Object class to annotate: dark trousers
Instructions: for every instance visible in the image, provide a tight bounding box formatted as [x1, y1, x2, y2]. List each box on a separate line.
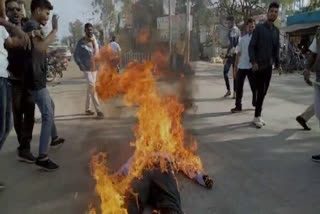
[223, 56, 236, 92]
[255, 66, 272, 117]
[176, 54, 184, 72]
[11, 81, 35, 152]
[127, 169, 183, 214]
[235, 69, 256, 108]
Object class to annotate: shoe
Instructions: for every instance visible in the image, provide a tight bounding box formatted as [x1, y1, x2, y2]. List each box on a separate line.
[36, 157, 59, 172]
[296, 116, 311, 131]
[51, 137, 65, 147]
[232, 92, 236, 99]
[0, 182, 4, 191]
[223, 91, 231, 98]
[231, 107, 242, 113]
[311, 154, 320, 163]
[17, 151, 36, 163]
[260, 117, 266, 126]
[85, 110, 95, 115]
[97, 112, 104, 119]
[253, 117, 263, 129]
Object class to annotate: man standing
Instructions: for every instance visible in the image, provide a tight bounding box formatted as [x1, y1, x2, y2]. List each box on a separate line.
[231, 18, 256, 113]
[174, 33, 186, 72]
[5, 0, 36, 163]
[223, 16, 241, 98]
[23, 0, 65, 171]
[74, 23, 104, 118]
[0, 0, 33, 188]
[109, 35, 121, 72]
[249, 2, 280, 128]
[303, 26, 320, 162]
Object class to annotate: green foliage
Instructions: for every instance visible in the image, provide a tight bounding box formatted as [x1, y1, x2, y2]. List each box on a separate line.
[69, 19, 84, 49]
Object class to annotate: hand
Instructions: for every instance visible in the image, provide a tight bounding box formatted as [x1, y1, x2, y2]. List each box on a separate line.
[304, 69, 313, 86]
[52, 14, 59, 31]
[252, 63, 259, 71]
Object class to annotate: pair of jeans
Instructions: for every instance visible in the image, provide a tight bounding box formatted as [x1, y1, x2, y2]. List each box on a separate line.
[300, 104, 315, 122]
[0, 77, 13, 150]
[11, 81, 35, 152]
[235, 69, 256, 109]
[315, 84, 320, 127]
[30, 88, 57, 156]
[254, 66, 273, 117]
[223, 55, 236, 92]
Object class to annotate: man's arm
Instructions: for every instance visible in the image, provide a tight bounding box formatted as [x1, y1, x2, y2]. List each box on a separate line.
[31, 15, 58, 53]
[0, 0, 5, 19]
[249, 27, 259, 70]
[274, 30, 280, 68]
[73, 40, 85, 70]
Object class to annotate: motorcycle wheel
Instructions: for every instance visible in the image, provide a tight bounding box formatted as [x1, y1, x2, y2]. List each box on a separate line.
[46, 68, 56, 82]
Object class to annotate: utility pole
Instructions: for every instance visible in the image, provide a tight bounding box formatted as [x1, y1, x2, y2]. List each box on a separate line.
[169, 0, 172, 53]
[186, 0, 191, 63]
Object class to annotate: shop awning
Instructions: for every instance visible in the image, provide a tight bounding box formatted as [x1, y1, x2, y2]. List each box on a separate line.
[281, 22, 320, 33]
[287, 10, 320, 26]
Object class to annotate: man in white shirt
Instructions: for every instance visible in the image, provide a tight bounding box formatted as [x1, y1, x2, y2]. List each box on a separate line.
[231, 18, 256, 113]
[109, 35, 121, 72]
[304, 25, 320, 162]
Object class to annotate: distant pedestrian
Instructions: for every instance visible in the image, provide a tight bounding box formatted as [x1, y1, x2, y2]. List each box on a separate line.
[303, 25, 320, 162]
[74, 23, 104, 119]
[223, 16, 241, 99]
[231, 18, 256, 113]
[249, 2, 280, 129]
[174, 33, 186, 72]
[109, 35, 121, 72]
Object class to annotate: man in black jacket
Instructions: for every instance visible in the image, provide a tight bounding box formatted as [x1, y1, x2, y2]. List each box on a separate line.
[249, 2, 280, 129]
[5, 0, 36, 163]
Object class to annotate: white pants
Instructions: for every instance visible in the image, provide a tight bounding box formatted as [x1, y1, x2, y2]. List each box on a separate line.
[315, 84, 320, 126]
[84, 71, 102, 113]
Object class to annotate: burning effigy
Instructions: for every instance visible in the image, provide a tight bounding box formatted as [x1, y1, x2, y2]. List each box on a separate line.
[88, 45, 213, 214]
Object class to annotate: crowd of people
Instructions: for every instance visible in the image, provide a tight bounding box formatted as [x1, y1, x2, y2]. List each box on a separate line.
[223, 2, 320, 160]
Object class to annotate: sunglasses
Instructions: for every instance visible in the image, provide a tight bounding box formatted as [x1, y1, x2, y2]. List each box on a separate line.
[7, 7, 21, 12]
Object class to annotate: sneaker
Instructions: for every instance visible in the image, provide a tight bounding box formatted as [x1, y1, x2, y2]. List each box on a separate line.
[17, 151, 36, 163]
[85, 110, 95, 115]
[36, 158, 59, 172]
[311, 154, 320, 163]
[51, 137, 65, 147]
[260, 117, 266, 126]
[223, 91, 231, 98]
[296, 116, 311, 131]
[231, 107, 242, 113]
[0, 182, 4, 191]
[253, 117, 263, 129]
[97, 112, 104, 119]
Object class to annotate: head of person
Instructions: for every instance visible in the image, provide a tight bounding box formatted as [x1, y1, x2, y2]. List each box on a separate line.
[246, 18, 255, 34]
[111, 35, 116, 42]
[226, 16, 235, 29]
[84, 23, 94, 39]
[267, 2, 279, 23]
[31, 0, 54, 26]
[5, 0, 23, 25]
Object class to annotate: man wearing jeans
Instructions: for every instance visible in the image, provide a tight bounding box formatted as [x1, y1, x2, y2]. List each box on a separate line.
[74, 23, 104, 119]
[249, 2, 280, 129]
[231, 18, 256, 113]
[23, 0, 64, 171]
[304, 26, 320, 162]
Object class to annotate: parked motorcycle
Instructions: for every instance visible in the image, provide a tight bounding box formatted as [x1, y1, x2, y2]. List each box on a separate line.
[46, 50, 69, 82]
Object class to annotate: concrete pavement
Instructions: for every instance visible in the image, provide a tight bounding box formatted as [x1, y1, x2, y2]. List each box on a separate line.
[0, 61, 319, 214]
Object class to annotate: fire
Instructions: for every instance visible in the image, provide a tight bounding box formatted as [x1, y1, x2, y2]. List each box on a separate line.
[89, 46, 204, 213]
[136, 28, 150, 45]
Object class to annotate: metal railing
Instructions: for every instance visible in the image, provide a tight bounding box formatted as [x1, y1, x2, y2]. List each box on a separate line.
[121, 52, 151, 67]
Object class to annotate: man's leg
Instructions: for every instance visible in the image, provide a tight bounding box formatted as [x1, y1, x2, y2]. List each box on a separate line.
[311, 85, 320, 162]
[31, 88, 59, 171]
[234, 69, 247, 110]
[223, 57, 232, 95]
[11, 83, 24, 149]
[0, 78, 12, 150]
[85, 72, 93, 113]
[247, 69, 257, 107]
[86, 71, 103, 117]
[20, 89, 35, 151]
[296, 104, 314, 131]
[255, 67, 272, 118]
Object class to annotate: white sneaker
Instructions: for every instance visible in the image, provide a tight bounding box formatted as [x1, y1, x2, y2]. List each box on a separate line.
[260, 117, 266, 126]
[253, 117, 263, 128]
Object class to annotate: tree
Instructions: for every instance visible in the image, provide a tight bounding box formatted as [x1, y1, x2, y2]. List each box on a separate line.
[69, 19, 84, 51]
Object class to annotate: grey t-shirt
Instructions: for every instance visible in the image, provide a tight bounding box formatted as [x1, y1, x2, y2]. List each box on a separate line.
[309, 38, 320, 84]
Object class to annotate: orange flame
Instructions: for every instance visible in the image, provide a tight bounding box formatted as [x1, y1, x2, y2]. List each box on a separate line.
[89, 46, 203, 213]
[136, 28, 149, 45]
